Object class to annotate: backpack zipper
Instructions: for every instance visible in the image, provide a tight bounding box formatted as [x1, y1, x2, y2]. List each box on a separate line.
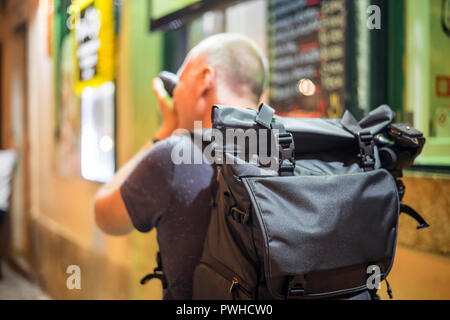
[228, 277, 252, 297]
[229, 277, 239, 293]
[201, 260, 254, 297]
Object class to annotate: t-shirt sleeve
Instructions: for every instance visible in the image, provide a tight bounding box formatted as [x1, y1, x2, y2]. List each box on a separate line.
[120, 138, 175, 233]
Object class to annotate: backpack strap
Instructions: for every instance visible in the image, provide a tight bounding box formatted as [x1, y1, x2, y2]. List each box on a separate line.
[400, 203, 430, 229]
[140, 251, 168, 289]
[256, 104, 295, 175]
[396, 179, 430, 229]
[341, 110, 377, 171]
[272, 122, 295, 176]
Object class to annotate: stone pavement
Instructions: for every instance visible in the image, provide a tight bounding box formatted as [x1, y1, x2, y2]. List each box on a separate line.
[0, 263, 51, 300]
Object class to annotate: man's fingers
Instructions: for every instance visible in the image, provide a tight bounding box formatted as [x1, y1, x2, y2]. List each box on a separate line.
[152, 77, 168, 100]
[152, 77, 175, 117]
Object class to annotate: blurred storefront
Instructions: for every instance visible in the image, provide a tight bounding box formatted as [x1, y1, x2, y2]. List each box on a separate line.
[0, 0, 449, 299]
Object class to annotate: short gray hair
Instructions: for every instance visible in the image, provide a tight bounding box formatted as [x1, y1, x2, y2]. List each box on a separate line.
[191, 33, 268, 103]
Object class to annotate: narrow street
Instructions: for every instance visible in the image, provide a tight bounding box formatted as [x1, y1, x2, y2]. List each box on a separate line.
[0, 264, 51, 300]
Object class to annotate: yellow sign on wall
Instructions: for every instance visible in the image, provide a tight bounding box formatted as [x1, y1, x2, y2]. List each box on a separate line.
[69, 0, 115, 96]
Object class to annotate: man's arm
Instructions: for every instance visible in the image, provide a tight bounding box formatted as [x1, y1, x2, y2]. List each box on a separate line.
[93, 78, 177, 235]
[93, 140, 153, 235]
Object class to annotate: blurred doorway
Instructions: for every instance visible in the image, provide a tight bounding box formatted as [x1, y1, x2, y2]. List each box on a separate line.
[0, 43, 2, 148]
[7, 23, 33, 275]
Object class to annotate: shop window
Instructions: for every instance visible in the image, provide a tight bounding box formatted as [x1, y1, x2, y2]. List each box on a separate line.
[405, 0, 450, 167]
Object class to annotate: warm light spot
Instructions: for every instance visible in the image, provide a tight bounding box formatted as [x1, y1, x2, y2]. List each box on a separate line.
[298, 78, 316, 96]
[99, 135, 114, 152]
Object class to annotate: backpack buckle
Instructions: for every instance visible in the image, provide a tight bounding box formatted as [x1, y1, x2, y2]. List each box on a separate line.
[229, 206, 250, 224]
[287, 275, 307, 299]
[275, 132, 295, 174]
[357, 131, 375, 171]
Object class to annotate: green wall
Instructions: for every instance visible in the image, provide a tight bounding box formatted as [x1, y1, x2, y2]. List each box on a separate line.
[118, 0, 164, 299]
[124, 0, 163, 152]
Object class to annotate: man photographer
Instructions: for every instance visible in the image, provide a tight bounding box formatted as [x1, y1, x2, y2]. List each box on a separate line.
[93, 33, 268, 299]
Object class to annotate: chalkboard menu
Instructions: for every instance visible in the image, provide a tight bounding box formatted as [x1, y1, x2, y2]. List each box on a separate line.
[268, 0, 347, 118]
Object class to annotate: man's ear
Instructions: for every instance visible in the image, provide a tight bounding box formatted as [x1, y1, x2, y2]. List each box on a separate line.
[193, 65, 215, 120]
[198, 66, 215, 96]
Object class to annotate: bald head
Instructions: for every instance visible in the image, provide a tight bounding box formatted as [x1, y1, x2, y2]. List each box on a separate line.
[173, 33, 268, 130]
[189, 33, 268, 104]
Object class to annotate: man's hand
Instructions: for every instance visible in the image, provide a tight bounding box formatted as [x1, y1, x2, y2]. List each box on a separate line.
[153, 77, 178, 140]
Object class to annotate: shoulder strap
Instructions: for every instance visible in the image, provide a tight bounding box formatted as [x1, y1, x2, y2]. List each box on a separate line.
[189, 130, 219, 209]
[396, 179, 430, 229]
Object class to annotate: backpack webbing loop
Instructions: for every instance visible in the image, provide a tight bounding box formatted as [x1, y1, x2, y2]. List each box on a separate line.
[255, 103, 275, 129]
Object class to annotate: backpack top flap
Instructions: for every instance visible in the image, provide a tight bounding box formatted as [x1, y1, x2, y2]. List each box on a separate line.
[211, 104, 395, 156]
[242, 169, 399, 299]
[212, 105, 355, 154]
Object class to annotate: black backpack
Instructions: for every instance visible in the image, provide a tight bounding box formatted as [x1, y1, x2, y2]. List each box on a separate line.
[189, 103, 429, 300]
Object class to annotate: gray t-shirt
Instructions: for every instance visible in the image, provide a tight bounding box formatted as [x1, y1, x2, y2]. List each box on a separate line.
[120, 134, 215, 299]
